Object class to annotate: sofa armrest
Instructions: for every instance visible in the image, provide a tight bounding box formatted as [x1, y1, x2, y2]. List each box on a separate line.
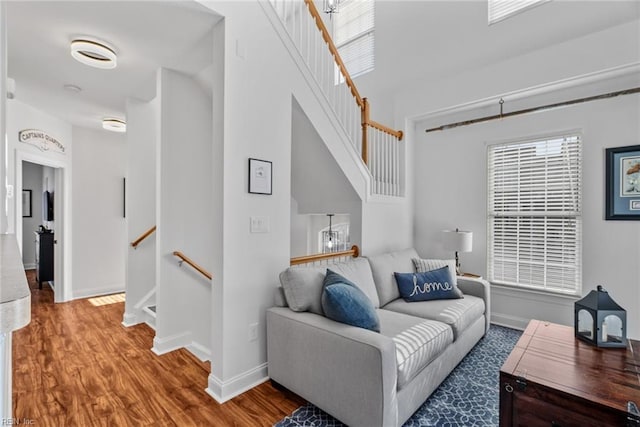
[457, 277, 491, 334]
[267, 307, 398, 427]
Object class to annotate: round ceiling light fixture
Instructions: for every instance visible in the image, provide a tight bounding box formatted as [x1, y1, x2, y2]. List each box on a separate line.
[70, 39, 117, 69]
[102, 118, 126, 133]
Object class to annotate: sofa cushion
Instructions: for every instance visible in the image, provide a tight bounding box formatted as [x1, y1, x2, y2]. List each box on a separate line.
[394, 267, 463, 302]
[383, 295, 485, 340]
[377, 310, 453, 390]
[279, 257, 379, 314]
[412, 258, 458, 288]
[367, 249, 420, 307]
[322, 271, 380, 332]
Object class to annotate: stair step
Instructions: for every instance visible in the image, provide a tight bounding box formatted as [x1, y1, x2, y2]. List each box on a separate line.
[142, 305, 156, 330]
[143, 305, 157, 317]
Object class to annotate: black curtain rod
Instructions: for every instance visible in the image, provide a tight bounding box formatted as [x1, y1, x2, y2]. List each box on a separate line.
[424, 87, 640, 134]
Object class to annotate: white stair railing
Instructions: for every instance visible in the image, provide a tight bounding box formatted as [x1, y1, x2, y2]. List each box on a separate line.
[368, 126, 401, 196]
[268, 0, 404, 196]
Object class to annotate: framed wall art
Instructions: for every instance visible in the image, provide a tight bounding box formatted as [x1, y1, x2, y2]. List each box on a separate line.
[248, 158, 272, 195]
[605, 145, 640, 220]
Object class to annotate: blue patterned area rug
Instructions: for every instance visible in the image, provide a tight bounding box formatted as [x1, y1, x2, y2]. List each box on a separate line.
[275, 325, 522, 427]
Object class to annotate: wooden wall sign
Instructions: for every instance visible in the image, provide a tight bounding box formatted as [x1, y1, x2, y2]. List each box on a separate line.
[18, 129, 65, 154]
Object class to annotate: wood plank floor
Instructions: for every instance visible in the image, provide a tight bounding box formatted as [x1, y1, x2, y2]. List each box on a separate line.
[13, 271, 305, 426]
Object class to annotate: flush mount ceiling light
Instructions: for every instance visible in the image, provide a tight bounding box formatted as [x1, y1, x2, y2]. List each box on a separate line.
[102, 118, 126, 133]
[70, 39, 117, 69]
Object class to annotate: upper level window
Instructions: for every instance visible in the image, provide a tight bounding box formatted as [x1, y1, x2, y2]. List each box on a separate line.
[333, 0, 374, 81]
[488, 0, 549, 25]
[487, 134, 582, 295]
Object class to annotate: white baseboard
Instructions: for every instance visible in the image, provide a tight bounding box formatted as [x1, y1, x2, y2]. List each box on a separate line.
[23, 263, 36, 270]
[205, 363, 269, 404]
[151, 331, 192, 356]
[152, 331, 210, 362]
[187, 342, 212, 362]
[122, 312, 141, 327]
[491, 312, 529, 331]
[73, 284, 125, 300]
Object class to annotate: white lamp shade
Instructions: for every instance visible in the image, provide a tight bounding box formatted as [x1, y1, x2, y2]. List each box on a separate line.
[442, 230, 473, 253]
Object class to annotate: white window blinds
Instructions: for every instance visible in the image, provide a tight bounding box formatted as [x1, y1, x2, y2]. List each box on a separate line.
[488, 0, 549, 25]
[487, 135, 582, 294]
[334, 0, 374, 79]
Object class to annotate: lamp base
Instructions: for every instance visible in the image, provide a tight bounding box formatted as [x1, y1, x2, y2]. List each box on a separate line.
[455, 251, 464, 276]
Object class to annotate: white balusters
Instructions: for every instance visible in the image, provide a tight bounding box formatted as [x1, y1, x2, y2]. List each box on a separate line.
[363, 126, 401, 196]
[268, 0, 402, 197]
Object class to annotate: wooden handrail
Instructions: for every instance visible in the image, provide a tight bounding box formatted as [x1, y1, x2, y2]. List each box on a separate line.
[367, 119, 404, 140]
[290, 245, 360, 266]
[304, 0, 364, 108]
[301, 0, 403, 167]
[131, 226, 156, 249]
[173, 251, 212, 281]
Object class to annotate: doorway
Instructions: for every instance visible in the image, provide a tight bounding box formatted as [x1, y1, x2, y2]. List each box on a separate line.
[16, 153, 67, 303]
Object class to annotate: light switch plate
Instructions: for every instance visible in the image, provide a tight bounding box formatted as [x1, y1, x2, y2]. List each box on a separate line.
[250, 216, 269, 233]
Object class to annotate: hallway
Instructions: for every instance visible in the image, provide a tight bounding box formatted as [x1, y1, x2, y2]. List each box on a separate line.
[12, 271, 304, 426]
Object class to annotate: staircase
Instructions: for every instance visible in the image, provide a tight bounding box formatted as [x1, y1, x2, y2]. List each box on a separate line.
[266, 0, 404, 197]
[142, 305, 157, 329]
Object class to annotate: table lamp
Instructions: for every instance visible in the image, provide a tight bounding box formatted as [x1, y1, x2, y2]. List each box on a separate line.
[442, 228, 473, 275]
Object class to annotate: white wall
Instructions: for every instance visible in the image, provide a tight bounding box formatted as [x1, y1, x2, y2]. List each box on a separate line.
[7, 99, 73, 302]
[290, 197, 308, 257]
[123, 96, 158, 326]
[195, 1, 415, 402]
[198, 0, 359, 402]
[71, 126, 126, 299]
[291, 99, 362, 255]
[360, 122, 415, 256]
[155, 68, 213, 360]
[0, 3, 7, 235]
[21, 162, 43, 268]
[405, 15, 640, 337]
[396, 20, 640, 122]
[414, 93, 640, 338]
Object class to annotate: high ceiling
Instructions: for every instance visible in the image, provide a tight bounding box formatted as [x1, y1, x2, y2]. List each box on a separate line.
[7, 1, 221, 130]
[360, 0, 639, 95]
[6, 1, 639, 131]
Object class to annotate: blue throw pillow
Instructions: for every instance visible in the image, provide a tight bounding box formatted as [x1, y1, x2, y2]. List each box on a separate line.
[321, 269, 380, 332]
[324, 268, 359, 288]
[394, 266, 464, 302]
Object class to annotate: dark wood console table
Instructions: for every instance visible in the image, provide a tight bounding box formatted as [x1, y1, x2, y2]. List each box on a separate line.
[35, 231, 54, 289]
[500, 319, 640, 426]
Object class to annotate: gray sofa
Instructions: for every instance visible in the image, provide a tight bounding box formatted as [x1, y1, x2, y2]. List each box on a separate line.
[267, 248, 491, 427]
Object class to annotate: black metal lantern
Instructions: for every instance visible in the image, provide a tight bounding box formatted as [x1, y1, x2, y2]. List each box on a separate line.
[574, 285, 627, 348]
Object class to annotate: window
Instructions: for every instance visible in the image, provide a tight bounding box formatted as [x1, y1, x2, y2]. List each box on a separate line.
[333, 0, 374, 81]
[488, 0, 549, 25]
[487, 134, 582, 295]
